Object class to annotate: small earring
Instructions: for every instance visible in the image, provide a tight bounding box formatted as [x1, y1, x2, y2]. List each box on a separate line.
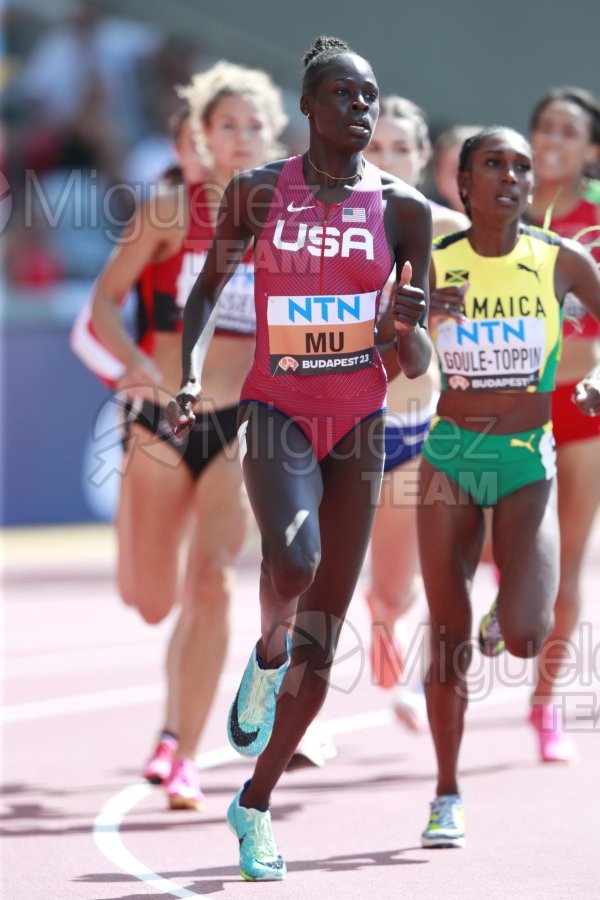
[304, 112, 311, 119]
[527, 194, 534, 204]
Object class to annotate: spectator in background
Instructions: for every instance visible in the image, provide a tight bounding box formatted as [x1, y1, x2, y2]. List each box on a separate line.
[4, 2, 206, 283]
[15, 0, 160, 147]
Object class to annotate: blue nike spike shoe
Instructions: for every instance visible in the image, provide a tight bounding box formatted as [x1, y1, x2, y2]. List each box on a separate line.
[227, 784, 287, 881]
[227, 634, 291, 757]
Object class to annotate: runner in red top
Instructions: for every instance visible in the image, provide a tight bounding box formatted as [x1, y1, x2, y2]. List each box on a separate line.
[170, 35, 433, 881]
[525, 86, 600, 761]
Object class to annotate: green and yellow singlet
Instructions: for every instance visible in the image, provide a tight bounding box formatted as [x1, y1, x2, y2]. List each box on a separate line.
[431, 225, 563, 392]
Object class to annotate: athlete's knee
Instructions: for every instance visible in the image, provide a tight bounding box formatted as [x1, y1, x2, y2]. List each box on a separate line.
[118, 574, 173, 625]
[503, 611, 554, 658]
[187, 563, 232, 607]
[266, 543, 320, 600]
[137, 604, 172, 625]
[371, 576, 421, 619]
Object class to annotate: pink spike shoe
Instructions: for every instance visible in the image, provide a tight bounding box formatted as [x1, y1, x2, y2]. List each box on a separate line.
[165, 758, 207, 811]
[143, 735, 177, 785]
[529, 703, 577, 764]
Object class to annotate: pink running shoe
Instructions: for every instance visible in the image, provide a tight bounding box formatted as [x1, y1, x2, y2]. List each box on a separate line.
[165, 758, 206, 811]
[529, 703, 577, 764]
[143, 735, 177, 785]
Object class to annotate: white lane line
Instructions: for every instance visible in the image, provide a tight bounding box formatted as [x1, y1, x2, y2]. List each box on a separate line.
[1, 684, 165, 724]
[0, 670, 547, 726]
[1, 674, 240, 725]
[93, 710, 395, 898]
[92, 689, 532, 898]
[94, 784, 198, 899]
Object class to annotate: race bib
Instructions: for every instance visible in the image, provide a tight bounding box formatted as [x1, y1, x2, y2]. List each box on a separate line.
[176, 252, 256, 334]
[436, 316, 546, 390]
[267, 292, 377, 375]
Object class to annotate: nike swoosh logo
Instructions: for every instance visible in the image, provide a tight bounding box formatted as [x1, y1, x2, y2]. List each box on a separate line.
[229, 691, 260, 747]
[287, 201, 314, 212]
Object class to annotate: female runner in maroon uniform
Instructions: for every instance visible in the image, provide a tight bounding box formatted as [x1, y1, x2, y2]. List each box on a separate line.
[171, 35, 432, 881]
[75, 63, 287, 810]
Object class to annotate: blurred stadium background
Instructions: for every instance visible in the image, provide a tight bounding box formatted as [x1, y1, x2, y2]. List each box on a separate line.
[2, 0, 598, 525]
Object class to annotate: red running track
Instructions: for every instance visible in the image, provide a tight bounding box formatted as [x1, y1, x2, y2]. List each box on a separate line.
[2, 523, 600, 899]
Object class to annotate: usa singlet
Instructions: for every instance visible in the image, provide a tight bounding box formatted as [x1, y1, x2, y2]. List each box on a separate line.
[431, 225, 563, 393]
[241, 155, 393, 458]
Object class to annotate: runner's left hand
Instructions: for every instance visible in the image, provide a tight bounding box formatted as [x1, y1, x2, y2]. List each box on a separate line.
[574, 374, 600, 416]
[393, 261, 426, 333]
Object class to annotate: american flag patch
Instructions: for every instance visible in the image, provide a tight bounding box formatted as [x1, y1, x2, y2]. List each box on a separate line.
[342, 207, 366, 223]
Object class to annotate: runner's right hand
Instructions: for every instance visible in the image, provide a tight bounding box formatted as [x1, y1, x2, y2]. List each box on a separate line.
[166, 381, 201, 436]
[429, 283, 470, 323]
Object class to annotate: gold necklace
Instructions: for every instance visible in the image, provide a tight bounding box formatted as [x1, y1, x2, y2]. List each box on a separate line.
[307, 151, 364, 183]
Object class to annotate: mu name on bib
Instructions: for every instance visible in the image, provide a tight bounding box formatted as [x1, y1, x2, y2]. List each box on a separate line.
[267, 292, 377, 375]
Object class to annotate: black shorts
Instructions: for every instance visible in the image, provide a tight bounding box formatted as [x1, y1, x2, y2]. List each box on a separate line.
[122, 400, 239, 479]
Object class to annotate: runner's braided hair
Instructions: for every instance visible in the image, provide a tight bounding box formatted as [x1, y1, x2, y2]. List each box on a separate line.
[302, 35, 355, 94]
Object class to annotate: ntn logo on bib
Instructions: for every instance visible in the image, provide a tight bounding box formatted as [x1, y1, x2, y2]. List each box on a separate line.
[267, 292, 377, 375]
[436, 316, 547, 390]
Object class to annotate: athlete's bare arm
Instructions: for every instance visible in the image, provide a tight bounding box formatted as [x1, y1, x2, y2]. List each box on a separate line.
[172, 163, 285, 429]
[380, 177, 433, 378]
[557, 238, 600, 415]
[91, 187, 183, 383]
[555, 238, 600, 319]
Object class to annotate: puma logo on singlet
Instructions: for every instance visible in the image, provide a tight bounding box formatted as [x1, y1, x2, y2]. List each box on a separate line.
[517, 262, 541, 282]
[287, 201, 315, 212]
[510, 433, 536, 453]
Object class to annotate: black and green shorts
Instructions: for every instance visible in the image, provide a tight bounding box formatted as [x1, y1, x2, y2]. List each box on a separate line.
[421, 417, 556, 507]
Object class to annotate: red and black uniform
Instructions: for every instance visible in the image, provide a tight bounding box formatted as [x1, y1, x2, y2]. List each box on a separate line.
[71, 182, 256, 386]
[70, 182, 256, 478]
